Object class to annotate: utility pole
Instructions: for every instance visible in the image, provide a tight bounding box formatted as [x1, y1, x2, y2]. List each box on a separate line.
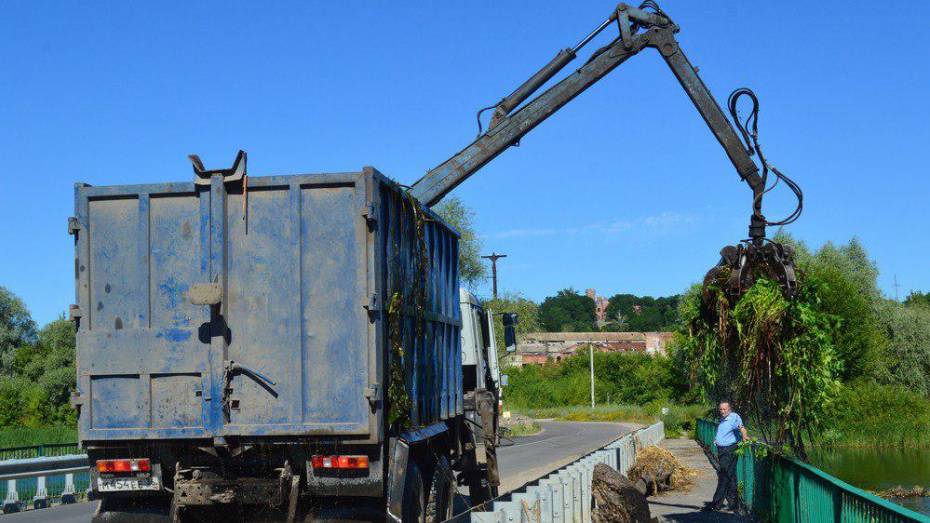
[589, 345, 595, 408]
[894, 274, 900, 302]
[481, 252, 507, 299]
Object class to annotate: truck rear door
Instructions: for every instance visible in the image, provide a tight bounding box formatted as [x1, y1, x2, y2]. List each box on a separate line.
[74, 172, 376, 441]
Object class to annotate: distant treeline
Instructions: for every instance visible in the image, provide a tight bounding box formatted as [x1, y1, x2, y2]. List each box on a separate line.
[537, 289, 680, 333]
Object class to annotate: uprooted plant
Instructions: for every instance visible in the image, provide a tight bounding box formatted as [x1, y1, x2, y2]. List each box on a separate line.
[681, 270, 841, 457]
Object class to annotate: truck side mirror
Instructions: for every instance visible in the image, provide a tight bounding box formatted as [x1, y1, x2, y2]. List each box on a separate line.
[502, 313, 518, 353]
[500, 374, 509, 387]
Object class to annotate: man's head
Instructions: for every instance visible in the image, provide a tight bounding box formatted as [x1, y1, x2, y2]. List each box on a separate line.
[718, 401, 732, 418]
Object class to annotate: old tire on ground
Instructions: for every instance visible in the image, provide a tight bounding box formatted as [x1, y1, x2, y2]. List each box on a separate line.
[425, 456, 455, 522]
[402, 461, 427, 523]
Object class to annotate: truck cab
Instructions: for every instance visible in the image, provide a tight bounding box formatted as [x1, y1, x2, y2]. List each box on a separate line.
[457, 290, 506, 500]
[460, 289, 502, 402]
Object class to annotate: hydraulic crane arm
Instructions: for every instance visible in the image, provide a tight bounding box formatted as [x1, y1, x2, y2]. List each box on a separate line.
[409, 2, 774, 241]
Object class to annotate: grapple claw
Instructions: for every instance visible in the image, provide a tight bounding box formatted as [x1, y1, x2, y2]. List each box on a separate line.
[704, 240, 799, 301]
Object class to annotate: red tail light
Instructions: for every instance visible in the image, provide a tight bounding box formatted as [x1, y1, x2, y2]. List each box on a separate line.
[311, 455, 369, 470]
[96, 458, 151, 474]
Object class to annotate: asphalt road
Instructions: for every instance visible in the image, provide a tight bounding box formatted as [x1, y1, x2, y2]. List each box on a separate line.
[3, 500, 96, 523]
[8, 421, 636, 522]
[497, 420, 637, 492]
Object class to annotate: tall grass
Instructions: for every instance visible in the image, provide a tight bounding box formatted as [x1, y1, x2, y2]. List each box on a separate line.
[820, 382, 930, 448]
[0, 426, 77, 448]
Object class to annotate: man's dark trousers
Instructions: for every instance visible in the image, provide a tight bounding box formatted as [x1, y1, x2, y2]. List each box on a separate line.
[712, 443, 739, 509]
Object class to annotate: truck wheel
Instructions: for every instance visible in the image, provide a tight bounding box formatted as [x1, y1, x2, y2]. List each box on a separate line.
[425, 456, 455, 522]
[466, 467, 498, 508]
[402, 462, 426, 523]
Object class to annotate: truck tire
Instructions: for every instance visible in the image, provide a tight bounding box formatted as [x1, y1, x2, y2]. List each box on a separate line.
[465, 467, 498, 508]
[402, 461, 426, 523]
[425, 456, 455, 522]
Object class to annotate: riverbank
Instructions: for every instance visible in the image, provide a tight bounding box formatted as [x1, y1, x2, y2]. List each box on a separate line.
[818, 382, 930, 448]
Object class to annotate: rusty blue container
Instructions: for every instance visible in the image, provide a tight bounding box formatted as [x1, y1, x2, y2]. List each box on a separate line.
[71, 166, 462, 444]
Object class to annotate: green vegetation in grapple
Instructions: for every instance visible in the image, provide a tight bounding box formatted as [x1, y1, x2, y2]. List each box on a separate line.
[675, 234, 930, 454]
[681, 272, 842, 457]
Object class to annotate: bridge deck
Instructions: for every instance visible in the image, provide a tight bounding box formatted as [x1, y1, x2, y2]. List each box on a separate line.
[647, 438, 752, 522]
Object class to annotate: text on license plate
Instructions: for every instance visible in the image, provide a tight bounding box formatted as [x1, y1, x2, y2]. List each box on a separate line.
[97, 476, 161, 492]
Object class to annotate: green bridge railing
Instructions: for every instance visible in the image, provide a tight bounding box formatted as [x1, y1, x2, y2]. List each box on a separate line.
[696, 419, 930, 522]
[0, 442, 80, 461]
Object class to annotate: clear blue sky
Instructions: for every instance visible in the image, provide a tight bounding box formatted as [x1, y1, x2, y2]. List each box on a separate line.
[2, 1, 928, 325]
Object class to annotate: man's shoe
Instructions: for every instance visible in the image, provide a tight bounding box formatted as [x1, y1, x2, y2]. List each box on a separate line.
[734, 505, 750, 517]
[701, 503, 721, 512]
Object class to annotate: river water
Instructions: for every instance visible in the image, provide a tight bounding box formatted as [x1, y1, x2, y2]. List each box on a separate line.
[808, 447, 930, 515]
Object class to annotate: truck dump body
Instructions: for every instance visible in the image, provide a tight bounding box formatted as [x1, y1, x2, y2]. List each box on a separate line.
[72, 167, 461, 443]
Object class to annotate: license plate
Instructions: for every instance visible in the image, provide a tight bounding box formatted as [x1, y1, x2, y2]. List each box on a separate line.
[97, 476, 161, 492]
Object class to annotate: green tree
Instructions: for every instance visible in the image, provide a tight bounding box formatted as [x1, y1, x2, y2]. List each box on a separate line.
[604, 294, 636, 328]
[538, 288, 596, 332]
[434, 196, 487, 289]
[775, 233, 884, 381]
[0, 286, 37, 375]
[603, 293, 680, 332]
[2, 318, 77, 427]
[873, 301, 930, 396]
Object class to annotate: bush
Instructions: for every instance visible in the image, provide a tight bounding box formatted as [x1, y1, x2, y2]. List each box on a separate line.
[505, 351, 683, 409]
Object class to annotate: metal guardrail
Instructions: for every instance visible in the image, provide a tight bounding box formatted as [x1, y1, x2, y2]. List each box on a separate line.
[696, 419, 930, 523]
[0, 454, 90, 513]
[453, 421, 665, 522]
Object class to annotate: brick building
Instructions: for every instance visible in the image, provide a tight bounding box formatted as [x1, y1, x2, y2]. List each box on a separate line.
[507, 331, 675, 367]
[586, 288, 609, 323]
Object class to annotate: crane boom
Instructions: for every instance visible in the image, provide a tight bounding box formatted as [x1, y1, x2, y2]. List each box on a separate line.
[409, 2, 770, 240]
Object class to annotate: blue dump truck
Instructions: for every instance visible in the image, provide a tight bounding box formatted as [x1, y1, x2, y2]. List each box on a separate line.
[72, 2, 799, 520]
[72, 157, 506, 521]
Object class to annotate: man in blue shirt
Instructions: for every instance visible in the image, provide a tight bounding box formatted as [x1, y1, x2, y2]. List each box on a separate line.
[705, 401, 748, 513]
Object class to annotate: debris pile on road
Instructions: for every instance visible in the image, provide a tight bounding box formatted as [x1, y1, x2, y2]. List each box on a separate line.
[500, 412, 534, 429]
[591, 462, 652, 523]
[627, 445, 697, 495]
